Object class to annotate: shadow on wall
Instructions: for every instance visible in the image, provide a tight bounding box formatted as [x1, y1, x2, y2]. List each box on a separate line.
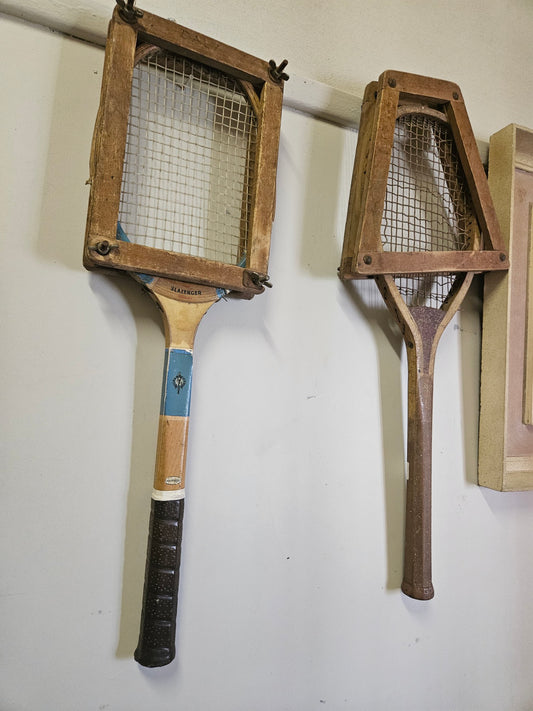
[108, 277, 165, 660]
[27, 25, 162, 658]
[458, 275, 484, 488]
[293, 109, 407, 591]
[298, 107, 356, 281]
[34, 21, 104, 271]
[342, 279, 406, 592]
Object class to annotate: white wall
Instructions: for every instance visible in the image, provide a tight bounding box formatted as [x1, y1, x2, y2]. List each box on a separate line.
[1, 4, 533, 710]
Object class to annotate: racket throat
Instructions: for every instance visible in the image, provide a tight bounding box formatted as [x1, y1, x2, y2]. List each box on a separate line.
[406, 306, 446, 372]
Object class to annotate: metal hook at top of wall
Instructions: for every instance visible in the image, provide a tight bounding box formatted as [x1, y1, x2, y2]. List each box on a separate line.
[116, 0, 144, 23]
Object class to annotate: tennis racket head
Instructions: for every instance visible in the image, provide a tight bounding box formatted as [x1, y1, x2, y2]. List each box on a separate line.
[84, 8, 284, 297]
[377, 101, 478, 331]
[339, 70, 508, 281]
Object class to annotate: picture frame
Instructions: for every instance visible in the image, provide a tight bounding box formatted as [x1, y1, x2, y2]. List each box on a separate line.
[478, 124, 533, 490]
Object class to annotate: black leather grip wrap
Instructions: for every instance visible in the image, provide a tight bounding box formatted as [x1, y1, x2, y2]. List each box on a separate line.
[134, 498, 185, 667]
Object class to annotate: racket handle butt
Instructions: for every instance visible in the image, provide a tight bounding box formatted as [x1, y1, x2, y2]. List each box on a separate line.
[401, 580, 434, 601]
[134, 498, 184, 668]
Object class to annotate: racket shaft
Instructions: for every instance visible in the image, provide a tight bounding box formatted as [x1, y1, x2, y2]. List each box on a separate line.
[402, 367, 435, 600]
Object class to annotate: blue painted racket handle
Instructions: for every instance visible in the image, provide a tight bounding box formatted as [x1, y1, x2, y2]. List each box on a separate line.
[134, 498, 185, 667]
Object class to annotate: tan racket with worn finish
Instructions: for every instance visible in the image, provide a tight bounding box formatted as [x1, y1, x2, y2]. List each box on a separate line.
[85, 2, 285, 666]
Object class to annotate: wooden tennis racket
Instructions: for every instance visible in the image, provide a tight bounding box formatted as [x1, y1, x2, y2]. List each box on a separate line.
[85, 8, 284, 665]
[339, 71, 507, 600]
[377, 105, 481, 599]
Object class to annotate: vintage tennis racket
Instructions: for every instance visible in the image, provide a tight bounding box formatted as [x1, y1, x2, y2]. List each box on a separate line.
[85, 6, 284, 665]
[339, 71, 507, 599]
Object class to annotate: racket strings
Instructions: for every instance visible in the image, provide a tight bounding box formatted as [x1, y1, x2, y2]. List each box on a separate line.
[119, 49, 258, 266]
[392, 273, 459, 309]
[381, 112, 478, 309]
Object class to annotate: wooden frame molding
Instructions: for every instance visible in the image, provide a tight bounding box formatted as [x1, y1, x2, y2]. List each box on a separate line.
[478, 124, 533, 491]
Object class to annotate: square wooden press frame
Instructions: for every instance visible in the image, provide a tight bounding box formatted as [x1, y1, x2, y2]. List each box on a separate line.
[84, 7, 284, 298]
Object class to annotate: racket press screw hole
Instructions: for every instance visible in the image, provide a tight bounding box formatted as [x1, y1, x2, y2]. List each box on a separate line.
[388, 78, 397, 88]
[499, 252, 507, 262]
[452, 91, 459, 100]
[363, 255, 372, 265]
[268, 59, 289, 84]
